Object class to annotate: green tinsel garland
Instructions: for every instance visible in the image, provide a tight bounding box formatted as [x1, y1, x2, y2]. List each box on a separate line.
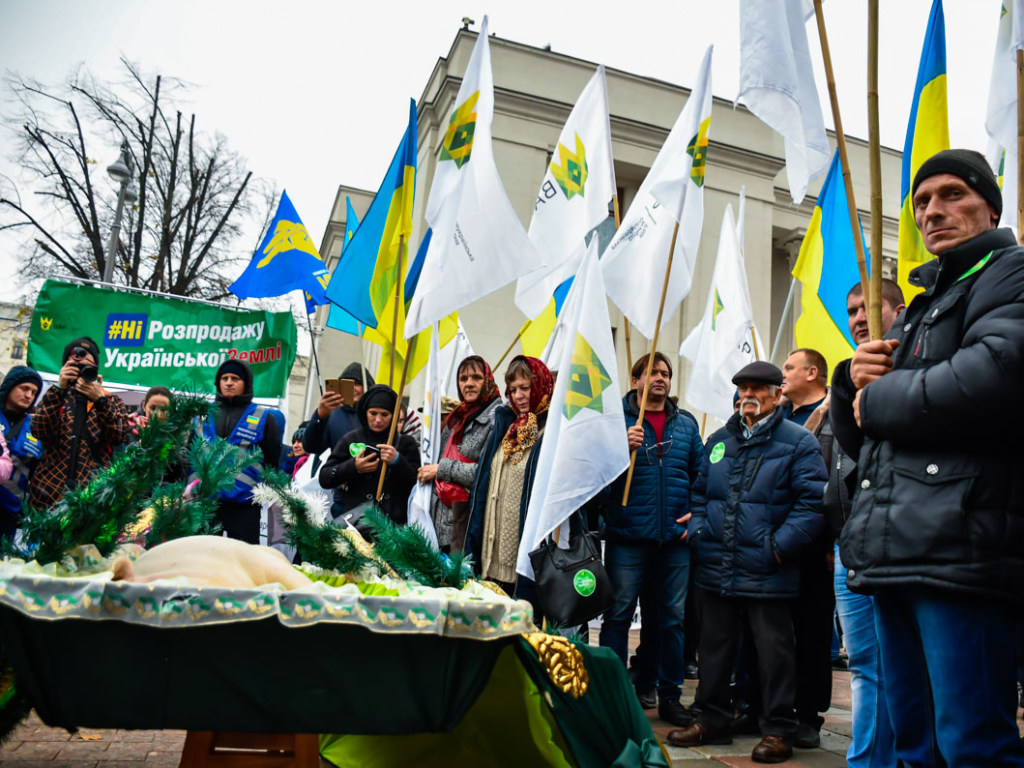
[361, 507, 473, 589]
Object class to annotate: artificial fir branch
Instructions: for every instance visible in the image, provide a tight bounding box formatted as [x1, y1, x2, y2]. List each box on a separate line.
[362, 507, 473, 589]
[252, 469, 380, 576]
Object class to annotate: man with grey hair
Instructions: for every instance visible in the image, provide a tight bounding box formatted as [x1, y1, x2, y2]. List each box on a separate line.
[668, 361, 826, 763]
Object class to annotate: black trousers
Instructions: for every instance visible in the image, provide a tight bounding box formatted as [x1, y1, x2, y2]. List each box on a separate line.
[792, 540, 835, 727]
[215, 500, 261, 544]
[695, 589, 798, 737]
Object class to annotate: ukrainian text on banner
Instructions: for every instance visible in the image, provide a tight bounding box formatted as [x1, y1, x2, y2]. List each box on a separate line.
[27, 280, 297, 398]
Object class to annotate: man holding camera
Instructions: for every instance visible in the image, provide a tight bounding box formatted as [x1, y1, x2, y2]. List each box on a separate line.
[28, 337, 130, 510]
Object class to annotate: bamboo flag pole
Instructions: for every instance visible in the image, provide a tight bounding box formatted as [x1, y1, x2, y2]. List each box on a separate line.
[812, 0, 873, 326]
[1017, 47, 1024, 243]
[388, 235, 406, 387]
[612, 195, 634, 372]
[867, 0, 884, 339]
[376, 336, 415, 500]
[494, 320, 530, 370]
[621, 219, 680, 506]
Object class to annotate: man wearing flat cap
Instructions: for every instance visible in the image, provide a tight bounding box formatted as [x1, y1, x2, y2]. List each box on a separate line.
[830, 148, 1024, 764]
[668, 361, 826, 763]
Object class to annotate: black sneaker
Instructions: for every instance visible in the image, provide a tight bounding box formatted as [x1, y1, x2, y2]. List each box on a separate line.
[635, 687, 656, 709]
[792, 722, 821, 749]
[658, 698, 695, 727]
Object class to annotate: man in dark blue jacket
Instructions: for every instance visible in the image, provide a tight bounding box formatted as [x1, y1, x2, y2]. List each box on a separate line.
[834, 149, 1024, 766]
[668, 361, 825, 763]
[601, 352, 706, 727]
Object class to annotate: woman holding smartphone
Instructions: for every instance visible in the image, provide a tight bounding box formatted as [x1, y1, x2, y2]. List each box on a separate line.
[319, 384, 420, 531]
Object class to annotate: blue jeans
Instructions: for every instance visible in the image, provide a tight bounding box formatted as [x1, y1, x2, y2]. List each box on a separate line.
[874, 587, 1024, 767]
[834, 545, 897, 768]
[600, 540, 689, 700]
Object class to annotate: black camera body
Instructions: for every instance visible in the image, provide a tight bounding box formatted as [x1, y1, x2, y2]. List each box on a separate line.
[76, 364, 99, 383]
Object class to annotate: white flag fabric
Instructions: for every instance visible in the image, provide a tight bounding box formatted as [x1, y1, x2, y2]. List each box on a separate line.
[517, 66, 616, 319]
[602, 46, 714, 340]
[680, 201, 762, 423]
[406, 323, 442, 550]
[516, 238, 630, 579]
[985, 0, 1024, 232]
[737, 0, 829, 205]
[405, 16, 543, 338]
[436, 318, 475, 400]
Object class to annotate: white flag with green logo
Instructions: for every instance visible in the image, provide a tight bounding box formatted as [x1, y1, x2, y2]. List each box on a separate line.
[405, 15, 543, 338]
[517, 65, 616, 319]
[680, 199, 762, 423]
[601, 46, 714, 339]
[516, 238, 629, 580]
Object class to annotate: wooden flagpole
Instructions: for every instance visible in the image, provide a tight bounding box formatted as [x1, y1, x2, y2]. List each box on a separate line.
[376, 336, 415, 500]
[388, 235, 405, 387]
[494, 320, 530, 370]
[1017, 47, 1024, 243]
[612, 195, 634, 372]
[621, 219, 680, 506]
[867, 0, 884, 339]
[812, 0, 874, 330]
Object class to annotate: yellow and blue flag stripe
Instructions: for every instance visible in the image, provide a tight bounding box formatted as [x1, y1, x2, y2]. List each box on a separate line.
[521, 277, 573, 357]
[897, 0, 949, 300]
[230, 190, 329, 304]
[792, 152, 869, 378]
[325, 99, 417, 330]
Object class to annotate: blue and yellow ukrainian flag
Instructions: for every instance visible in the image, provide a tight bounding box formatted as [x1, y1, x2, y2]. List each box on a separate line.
[230, 190, 329, 304]
[897, 0, 949, 300]
[325, 100, 417, 331]
[792, 152, 869, 378]
[326, 197, 365, 334]
[368, 229, 458, 383]
[520, 277, 573, 357]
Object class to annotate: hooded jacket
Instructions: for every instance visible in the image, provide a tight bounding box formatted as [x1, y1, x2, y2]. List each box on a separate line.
[835, 227, 1024, 603]
[194, 360, 281, 505]
[689, 407, 826, 599]
[0, 366, 43, 527]
[318, 384, 420, 524]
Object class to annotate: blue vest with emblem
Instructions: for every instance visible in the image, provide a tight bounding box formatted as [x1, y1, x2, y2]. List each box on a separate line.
[0, 412, 43, 517]
[196, 404, 267, 504]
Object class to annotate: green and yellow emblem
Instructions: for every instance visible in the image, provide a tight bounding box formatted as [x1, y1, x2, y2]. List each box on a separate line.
[564, 332, 612, 420]
[440, 91, 480, 169]
[550, 132, 589, 200]
[687, 116, 711, 187]
[711, 288, 724, 331]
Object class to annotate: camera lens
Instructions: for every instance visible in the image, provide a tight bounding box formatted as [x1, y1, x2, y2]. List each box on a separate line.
[78, 365, 99, 383]
[72, 346, 89, 360]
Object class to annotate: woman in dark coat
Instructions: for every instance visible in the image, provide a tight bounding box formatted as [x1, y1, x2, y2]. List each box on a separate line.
[319, 384, 420, 528]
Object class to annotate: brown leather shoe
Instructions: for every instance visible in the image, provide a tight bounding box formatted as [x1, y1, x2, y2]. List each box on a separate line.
[666, 721, 733, 747]
[751, 734, 793, 763]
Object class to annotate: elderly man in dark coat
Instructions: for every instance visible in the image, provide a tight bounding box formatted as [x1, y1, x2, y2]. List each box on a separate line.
[668, 361, 826, 763]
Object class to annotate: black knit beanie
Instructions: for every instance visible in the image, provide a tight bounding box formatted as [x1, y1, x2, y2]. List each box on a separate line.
[912, 149, 1003, 218]
[62, 337, 101, 366]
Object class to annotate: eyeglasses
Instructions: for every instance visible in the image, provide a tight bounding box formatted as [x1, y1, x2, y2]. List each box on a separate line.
[643, 439, 673, 463]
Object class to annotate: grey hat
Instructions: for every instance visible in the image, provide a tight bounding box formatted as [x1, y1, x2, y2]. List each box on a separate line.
[731, 361, 783, 387]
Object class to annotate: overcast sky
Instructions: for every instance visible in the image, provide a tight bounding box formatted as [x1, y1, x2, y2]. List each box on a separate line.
[0, 0, 1000, 307]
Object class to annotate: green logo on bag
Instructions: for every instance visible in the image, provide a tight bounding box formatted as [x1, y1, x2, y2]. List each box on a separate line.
[710, 442, 725, 463]
[574, 569, 597, 597]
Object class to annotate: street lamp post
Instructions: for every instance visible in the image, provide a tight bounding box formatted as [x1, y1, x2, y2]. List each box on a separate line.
[103, 140, 136, 284]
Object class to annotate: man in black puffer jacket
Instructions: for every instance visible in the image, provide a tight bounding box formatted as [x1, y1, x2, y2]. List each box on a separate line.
[668, 361, 825, 764]
[832, 149, 1024, 767]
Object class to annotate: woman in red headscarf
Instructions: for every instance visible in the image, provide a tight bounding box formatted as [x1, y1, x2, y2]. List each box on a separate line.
[416, 355, 500, 552]
[466, 355, 553, 596]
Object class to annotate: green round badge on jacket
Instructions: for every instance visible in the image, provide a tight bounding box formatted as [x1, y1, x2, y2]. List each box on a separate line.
[573, 569, 597, 597]
[710, 442, 725, 463]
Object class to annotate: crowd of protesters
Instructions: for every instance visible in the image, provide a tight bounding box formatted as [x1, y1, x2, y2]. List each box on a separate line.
[1, 148, 1022, 766]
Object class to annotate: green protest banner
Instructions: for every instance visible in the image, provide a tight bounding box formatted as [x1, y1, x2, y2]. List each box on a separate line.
[27, 280, 297, 399]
